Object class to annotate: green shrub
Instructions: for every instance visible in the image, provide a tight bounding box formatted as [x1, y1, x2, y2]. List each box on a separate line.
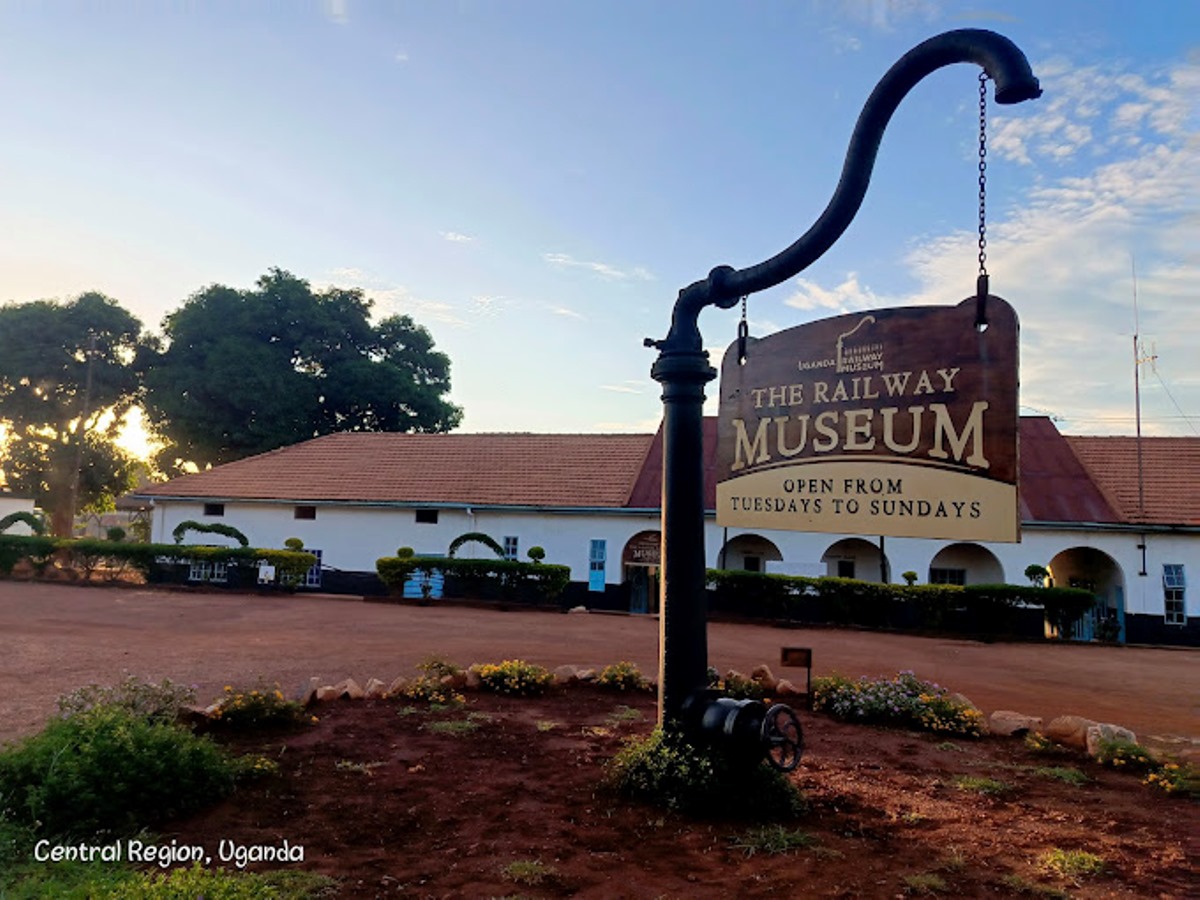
[715, 670, 769, 701]
[171, 520, 250, 547]
[0, 534, 57, 576]
[447, 531, 505, 559]
[108, 862, 338, 899]
[376, 555, 570, 605]
[0, 707, 235, 838]
[471, 659, 553, 697]
[210, 682, 307, 729]
[597, 661, 649, 692]
[527, 545, 546, 563]
[813, 671, 984, 737]
[1144, 761, 1200, 798]
[1094, 738, 1158, 773]
[105, 526, 126, 543]
[56, 675, 196, 724]
[0, 511, 46, 536]
[283, 537, 304, 550]
[606, 727, 805, 818]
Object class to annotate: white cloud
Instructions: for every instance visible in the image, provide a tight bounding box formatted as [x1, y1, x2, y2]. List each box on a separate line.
[440, 230, 473, 243]
[777, 58, 1199, 435]
[783, 272, 881, 313]
[542, 252, 655, 282]
[550, 306, 585, 320]
[395, 51, 409, 63]
[600, 381, 646, 394]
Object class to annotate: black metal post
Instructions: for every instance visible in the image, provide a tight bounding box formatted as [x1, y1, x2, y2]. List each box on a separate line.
[651, 348, 716, 723]
[647, 29, 1041, 728]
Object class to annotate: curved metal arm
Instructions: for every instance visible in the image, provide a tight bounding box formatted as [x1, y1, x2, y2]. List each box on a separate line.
[656, 28, 1041, 352]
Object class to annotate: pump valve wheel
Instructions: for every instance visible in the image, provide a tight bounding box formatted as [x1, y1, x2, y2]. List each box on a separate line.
[761, 704, 804, 772]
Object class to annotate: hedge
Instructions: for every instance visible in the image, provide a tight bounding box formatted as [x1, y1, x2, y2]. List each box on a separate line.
[0, 535, 315, 588]
[705, 569, 1095, 637]
[376, 555, 571, 606]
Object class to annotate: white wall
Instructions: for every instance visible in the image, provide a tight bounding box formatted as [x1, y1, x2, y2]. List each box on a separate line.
[148, 498, 1198, 617]
[149, 500, 660, 585]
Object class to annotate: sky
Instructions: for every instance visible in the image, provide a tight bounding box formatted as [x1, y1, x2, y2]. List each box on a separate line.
[1, 0, 1198, 446]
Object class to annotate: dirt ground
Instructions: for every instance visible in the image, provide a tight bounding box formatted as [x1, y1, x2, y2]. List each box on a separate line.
[171, 685, 1198, 899]
[3, 581, 1199, 898]
[1, 581, 1197, 748]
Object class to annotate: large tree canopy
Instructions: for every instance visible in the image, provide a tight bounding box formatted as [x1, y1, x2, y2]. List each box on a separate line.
[0, 292, 144, 536]
[143, 268, 462, 468]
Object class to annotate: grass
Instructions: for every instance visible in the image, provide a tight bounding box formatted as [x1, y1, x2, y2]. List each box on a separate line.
[730, 825, 817, 857]
[902, 872, 948, 894]
[999, 874, 1071, 898]
[500, 859, 557, 886]
[952, 775, 1011, 796]
[1038, 848, 1107, 879]
[935, 741, 965, 753]
[534, 719, 560, 732]
[607, 705, 643, 724]
[1033, 766, 1090, 786]
[334, 759, 385, 775]
[426, 718, 481, 735]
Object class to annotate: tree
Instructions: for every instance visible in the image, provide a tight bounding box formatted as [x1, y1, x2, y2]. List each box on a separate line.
[142, 269, 462, 468]
[0, 293, 144, 535]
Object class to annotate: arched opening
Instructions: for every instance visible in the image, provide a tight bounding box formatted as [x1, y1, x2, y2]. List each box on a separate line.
[821, 537, 890, 584]
[621, 530, 661, 614]
[928, 543, 1005, 586]
[717, 533, 783, 573]
[1047, 547, 1126, 642]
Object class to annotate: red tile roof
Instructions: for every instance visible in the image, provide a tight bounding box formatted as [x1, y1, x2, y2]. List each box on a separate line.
[1068, 435, 1200, 527]
[1017, 417, 1120, 524]
[137, 432, 655, 509]
[136, 420, 1200, 528]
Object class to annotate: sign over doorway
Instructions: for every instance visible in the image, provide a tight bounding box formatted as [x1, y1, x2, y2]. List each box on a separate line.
[715, 296, 1019, 542]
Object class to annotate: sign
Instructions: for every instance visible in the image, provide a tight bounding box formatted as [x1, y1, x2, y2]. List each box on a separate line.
[715, 296, 1019, 542]
[622, 531, 662, 567]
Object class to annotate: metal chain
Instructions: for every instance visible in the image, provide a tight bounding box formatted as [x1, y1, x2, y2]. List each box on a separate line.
[737, 295, 749, 364]
[977, 71, 988, 280]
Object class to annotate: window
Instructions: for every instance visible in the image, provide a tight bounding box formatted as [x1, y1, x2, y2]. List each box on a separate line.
[415, 509, 439, 524]
[294, 505, 317, 520]
[503, 536, 519, 561]
[589, 539, 606, 592]
[1164, 564, 1186, 625]
[188, 560, 227, 583]
[836, 559, 855, 579]
[303, 549, 323, 589]
[203, 503, 224, 517]
[743, 556, 762, 573]
[930, 567, 967, 586]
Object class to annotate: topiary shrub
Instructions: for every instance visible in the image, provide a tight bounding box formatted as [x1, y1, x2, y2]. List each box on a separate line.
[172, 520, 250, 547]
[527, 546, 546, 563]
[105, 526, 126, 543]
[0, 511, 45, 536]
[283, 537, 304, 551]
[447, 531, 505, 559]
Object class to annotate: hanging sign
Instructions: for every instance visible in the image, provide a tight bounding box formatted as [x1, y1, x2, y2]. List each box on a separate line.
[715, 296, 1019, 542]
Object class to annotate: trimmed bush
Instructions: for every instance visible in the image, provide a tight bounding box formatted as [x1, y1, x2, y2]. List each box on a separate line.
[376, 555, 571, 606]
[171, 520, 250, 547]
[705, 569, 1093, 638]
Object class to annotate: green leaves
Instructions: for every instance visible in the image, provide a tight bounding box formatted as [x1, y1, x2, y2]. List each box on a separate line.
[143, 268, 462, 468]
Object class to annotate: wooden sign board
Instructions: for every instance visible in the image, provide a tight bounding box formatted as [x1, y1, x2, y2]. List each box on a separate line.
[716, 296, 1019, 542]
